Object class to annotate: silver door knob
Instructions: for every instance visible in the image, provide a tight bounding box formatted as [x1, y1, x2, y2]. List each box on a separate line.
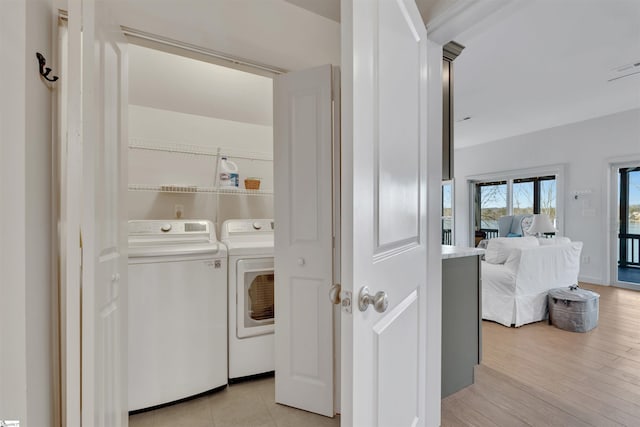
[329, 283, 341, 305]
[358, 286, 388, 313]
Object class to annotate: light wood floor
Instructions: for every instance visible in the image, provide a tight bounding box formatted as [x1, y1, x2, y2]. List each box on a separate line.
[442, 283, 640, 427]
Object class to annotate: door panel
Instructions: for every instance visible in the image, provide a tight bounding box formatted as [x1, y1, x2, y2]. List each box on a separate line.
[374, 291, 419, 426]
[274, 64, 335, 417]
[290, 278, 325, 378]
[342, 0, 429, 425]
[376, 0, 422, 250]
[67, 0, 128, 424]
[291, 93, 321, 242]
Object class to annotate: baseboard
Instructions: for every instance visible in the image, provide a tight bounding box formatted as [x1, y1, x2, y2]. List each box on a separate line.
[612, 281, 640, 291]
[578, 275, 607, 286]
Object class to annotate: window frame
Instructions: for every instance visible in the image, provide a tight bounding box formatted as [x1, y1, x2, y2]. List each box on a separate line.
[513, 175, 555, 214]
[442, 180, 454, 245]
[467, 165, 565, 245]
[475, 180, 508, 231]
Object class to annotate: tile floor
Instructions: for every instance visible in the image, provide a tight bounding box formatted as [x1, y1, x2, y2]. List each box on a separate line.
[129, 376, 340, 427]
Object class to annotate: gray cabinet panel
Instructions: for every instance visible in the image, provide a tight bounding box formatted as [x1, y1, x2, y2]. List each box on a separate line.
[442, 255, 481, 398]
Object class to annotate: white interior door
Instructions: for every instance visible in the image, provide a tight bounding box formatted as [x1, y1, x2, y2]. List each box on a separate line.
[274, 64, 337, 417]
[341, 0, 429, 426]
[67, 0, 129, 425]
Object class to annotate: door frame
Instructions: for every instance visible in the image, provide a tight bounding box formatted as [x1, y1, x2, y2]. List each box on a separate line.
[97, 23, 346, 416]
[607, 156, 640, 289]
[60, 3, 84, 425]
[425, 38, 446, 427]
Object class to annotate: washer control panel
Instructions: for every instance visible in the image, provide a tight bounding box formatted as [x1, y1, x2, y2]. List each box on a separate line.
[128, 220, 215, 245]
[129, 220, 210, 235]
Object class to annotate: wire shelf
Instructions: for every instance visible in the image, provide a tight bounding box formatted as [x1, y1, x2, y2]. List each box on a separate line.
[127, 184, 273, 196]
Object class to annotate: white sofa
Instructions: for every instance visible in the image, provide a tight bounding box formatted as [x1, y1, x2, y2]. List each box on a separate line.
[482, 236, 583, 327]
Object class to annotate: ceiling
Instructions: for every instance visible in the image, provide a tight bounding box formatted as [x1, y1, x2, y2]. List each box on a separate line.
[125, 0, 640, 145]
[453, 0, 640, 148]
[123, 0, 489, 126]
[281, 0, 462, 26]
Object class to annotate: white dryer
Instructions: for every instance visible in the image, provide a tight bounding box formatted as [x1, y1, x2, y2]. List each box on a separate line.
[221, 219, 275, 380]
[128, 220, 227, 412]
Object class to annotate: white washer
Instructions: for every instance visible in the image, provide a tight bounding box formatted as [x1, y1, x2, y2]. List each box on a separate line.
[128, 220, 227, 412]
[221, 219, 275, 380]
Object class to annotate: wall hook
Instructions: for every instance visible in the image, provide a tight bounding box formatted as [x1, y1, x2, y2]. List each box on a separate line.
[36, 52, 58, 82]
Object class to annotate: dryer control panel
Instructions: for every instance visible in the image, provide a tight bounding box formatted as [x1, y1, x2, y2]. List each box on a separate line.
[223, 219, 274, 237]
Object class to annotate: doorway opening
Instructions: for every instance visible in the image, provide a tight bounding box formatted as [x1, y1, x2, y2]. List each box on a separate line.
[126, 40, 277, 421]
[616, 166, 640, 286]
[124, 37, 340, 426]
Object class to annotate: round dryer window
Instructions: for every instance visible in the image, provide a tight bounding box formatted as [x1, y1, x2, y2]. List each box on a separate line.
[245, 272, 275, 327]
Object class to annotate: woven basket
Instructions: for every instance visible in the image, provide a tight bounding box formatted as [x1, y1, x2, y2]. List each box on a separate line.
[244, 178, 261, 190]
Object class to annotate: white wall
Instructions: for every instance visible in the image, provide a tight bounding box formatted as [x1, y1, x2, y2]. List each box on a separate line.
[129, 104, 273, 154]
[0, 0, 54, 425]
[454, 108, 640, 284]
[111, 0, 341, 72]
[0, 0, 28, 421]
[127, 105, 274, 229]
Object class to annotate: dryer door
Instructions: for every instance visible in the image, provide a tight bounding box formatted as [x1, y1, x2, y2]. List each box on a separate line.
[237, 259, 275, 338]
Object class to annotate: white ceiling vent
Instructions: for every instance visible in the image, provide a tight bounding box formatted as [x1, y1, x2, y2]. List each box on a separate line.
[608, 61, 640, 82]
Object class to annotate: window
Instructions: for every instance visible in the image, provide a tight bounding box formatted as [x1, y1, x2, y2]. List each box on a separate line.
[474, 175, 557, 234]
[442, 182, 453, 244]
[618, 167, 640, 276]
[476, 181, 507, 231]
[513, 176, 557, 225]
[539, 178, 557, 225]
[512, 180, 534, 215]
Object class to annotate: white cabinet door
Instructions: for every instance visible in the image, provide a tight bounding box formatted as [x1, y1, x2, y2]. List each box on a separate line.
[67, 0, 128, 425]
[341, 0, 429, 426]
[274, 64, 337, 417]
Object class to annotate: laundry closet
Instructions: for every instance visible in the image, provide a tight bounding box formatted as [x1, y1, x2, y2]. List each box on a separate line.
[126, 41, 276, 408]
[125, 41, 339, 418]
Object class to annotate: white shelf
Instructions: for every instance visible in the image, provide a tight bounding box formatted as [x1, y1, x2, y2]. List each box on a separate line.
[216, 187, 273, 196]
[127, 184, 273, 196]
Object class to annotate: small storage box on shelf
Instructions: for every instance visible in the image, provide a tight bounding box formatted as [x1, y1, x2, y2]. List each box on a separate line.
[244, 178, 261, 190]
[548, 286, 599, 332]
